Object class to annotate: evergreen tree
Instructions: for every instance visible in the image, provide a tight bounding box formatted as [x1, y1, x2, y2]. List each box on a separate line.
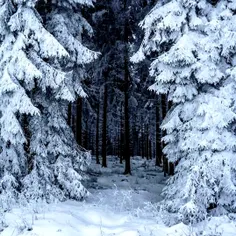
[0, 0, 97, 205]
[133, 0, 236, 224]
[0, 0, 42, 208]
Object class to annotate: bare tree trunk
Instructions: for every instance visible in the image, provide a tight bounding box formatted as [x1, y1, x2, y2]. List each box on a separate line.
[96, 103, 100, 164]
[114, 137, 118, 157]
[76, 98, 82, 146]
[22, 114, 33, 173]
[124, 68, 131, 174]
[169, 162, 175, 175]
[149, 139, 152, 160]
[102, 76, 108, 168]
[156, 96, 162, 166]
[119, 111, 123, 164]
[162, 94, 168, 176]
[141, 125, 145, 159]
[123, 51, 131, 174]
[146, 124, 149, 160]
[89, 128, 93, 153]
[84, 118, 88, 149]
[167, 100, 174, 175]
[118, 129, 121, 161]
[67, 102, 72, 127]
[123, 3, 131, 174]
[72, 109, 76, 135]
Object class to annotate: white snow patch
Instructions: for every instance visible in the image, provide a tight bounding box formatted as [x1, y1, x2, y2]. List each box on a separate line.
[2, 157, 236, 235]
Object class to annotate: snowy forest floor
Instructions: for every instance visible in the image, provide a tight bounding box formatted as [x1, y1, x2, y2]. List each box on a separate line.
[2, 157, 236, 236]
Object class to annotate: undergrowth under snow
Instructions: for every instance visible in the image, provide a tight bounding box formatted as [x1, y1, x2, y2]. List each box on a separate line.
[2, 156, 236, 236]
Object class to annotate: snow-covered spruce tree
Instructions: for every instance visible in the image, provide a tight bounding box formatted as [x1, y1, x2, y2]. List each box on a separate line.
[0, 0, 40, 209]
[132, 0, 236, 224]
[22, 0, 98, 202]
[0, 0, 97, 204]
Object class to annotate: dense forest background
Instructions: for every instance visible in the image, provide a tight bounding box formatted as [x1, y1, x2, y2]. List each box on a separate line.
[68, 0, 171, 175]
[1, 0, 236, 234]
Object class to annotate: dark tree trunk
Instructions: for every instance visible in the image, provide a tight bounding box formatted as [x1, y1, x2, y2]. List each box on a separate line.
[146, 124, 149, 160]
[169, 162, 175, 175]
[89, 128, 93, 153]
[118, 131, 121, 161]
[67, 102, 72, 127]
[96, 103, 100, 164]
[141, 125, 145, 159]
[167, 100, 174, 175]
[22, 115, 33, 173]
[131, 124, 134, 157]
[149, 139, 152, 160]
[123, 52, 131, 174]
[124, 92, 131, 174]
[156, 97, 162, 166]
[76, 98, 82, 146]
[123, 4, 131, 174]
[102, 77, 108, 168]
[84, 118, 88, 149]
[72, 110, 76, 135]
[114, 137, 118, 157]
[123, 67, 131, 174]
[120, 109, 124, 164]
[161, 94, 168, 176]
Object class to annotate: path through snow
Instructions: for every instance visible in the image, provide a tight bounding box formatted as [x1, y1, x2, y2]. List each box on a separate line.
[2, 156, 236, 236]
[2, 156, 170, 236]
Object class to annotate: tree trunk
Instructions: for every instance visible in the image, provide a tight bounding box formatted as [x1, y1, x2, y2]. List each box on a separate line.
[22, 114, 33, 173]
[102, 77, 108, 168]
[167, 100, 174, 175]
[124, 87, 131, 174]
[76, 98, 82, 146]
[119, 111, 123, 164]
[96, 103, 100, 164]
[72, 109, 76, 135]
[156, 97, 162, 166]
[146, 124, 149, 160]
[161, 94, 168, 176]
[169, 162, 175, 175]
[141, 125, 145, 159]
[84, 118, 88, 149]
[67, 102, 72, 127]
[124, 89, 131, 174]
[123, 5, 131, 174]
[118, 131, 121, 161]
[149, 139, 152, 160]
[123, 53, 131, 174]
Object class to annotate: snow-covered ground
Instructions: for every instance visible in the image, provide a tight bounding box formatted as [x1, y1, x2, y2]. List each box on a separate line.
[2, 156, 236, 235]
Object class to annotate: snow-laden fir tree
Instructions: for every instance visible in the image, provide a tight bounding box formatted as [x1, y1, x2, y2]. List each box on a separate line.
[132, 0, 236, 224]
[0, 0, 97, 205]
[0, 0, 40, 209]
[22, 0, 98, 202]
